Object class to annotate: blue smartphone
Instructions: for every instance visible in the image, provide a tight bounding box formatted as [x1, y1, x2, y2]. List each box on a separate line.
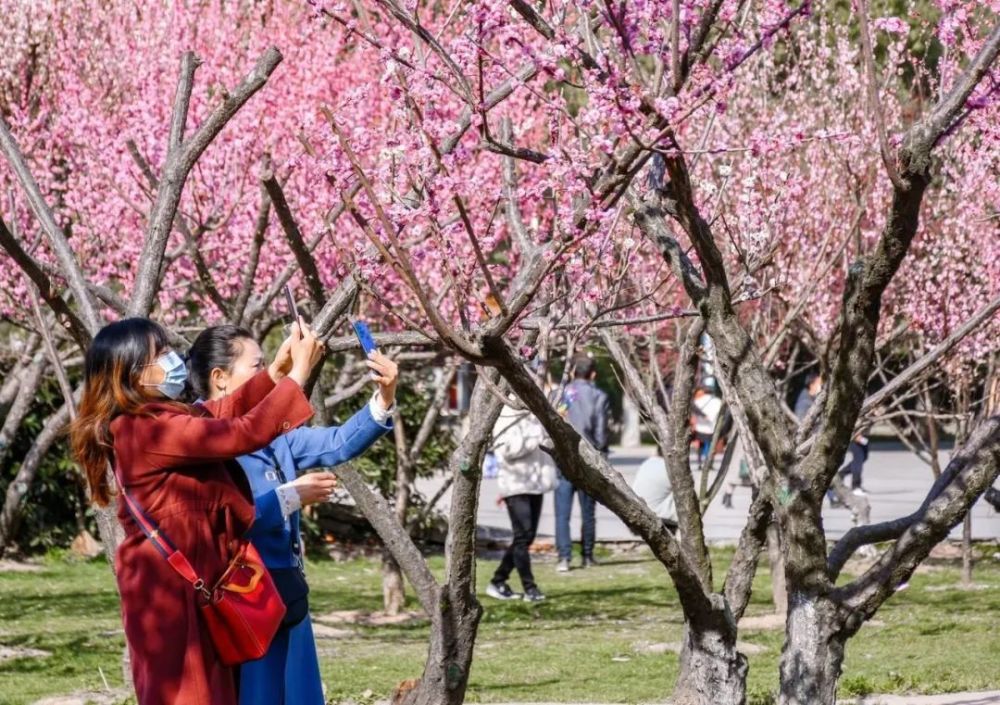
[352, 320, 378, 356]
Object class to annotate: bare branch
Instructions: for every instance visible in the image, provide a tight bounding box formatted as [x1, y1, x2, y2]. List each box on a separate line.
[324, 330, 439, 353]
[128, 47, 283, 316]
[722, 488, 772, 621]
[856, 0, 904, 189]
[0, 215, 91, 348]
[862, 293, 1000, 417]
[602, 325, 714, 590]
[917, 20, 1000, 150]
[334, 463, 441, 613]
[262, 173, 326, 309]
[374, 0, 474, 102]
[0, 353, 45, 468]
[233, 183, 271, 324]
[490, 339, 715, 619]
[168, 52, 199, 151]
[28, 289, 76, 421]
[0, 117, 101, 333]
[834, 416, 1000, 623]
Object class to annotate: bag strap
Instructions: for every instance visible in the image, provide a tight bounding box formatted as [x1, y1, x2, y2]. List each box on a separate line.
[115, 472, 212, 599]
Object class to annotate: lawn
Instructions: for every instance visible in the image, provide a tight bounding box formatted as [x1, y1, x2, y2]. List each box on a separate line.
[1, 545, 999, 704]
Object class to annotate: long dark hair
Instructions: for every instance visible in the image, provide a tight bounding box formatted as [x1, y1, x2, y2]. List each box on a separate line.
[187, 325, 255, 401]
[69, 318, 173, 506]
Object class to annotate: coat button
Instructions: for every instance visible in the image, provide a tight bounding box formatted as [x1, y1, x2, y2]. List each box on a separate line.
[281, 421, 291, 430]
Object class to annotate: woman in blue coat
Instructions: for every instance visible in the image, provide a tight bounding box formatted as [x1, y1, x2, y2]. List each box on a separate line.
[188, 323, 397, 705]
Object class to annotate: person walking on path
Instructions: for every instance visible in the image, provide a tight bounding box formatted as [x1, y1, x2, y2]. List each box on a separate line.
[187, 324, 398, 705]
[691, 386, 723, 462]
[556, 354, 610, 572]
[486, 403, 557, 602]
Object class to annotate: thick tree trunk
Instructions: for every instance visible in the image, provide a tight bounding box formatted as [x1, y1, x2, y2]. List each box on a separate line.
[778, 594, 846, 705]
[673, 613, 748, 705]
[399, 368, 500, 705]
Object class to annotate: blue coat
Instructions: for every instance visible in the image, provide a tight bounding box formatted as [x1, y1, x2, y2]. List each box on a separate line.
[237, 404, 391, 705]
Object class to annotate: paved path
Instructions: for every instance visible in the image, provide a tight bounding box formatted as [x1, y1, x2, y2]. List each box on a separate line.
[415, 444, 1000, 544]
[479, 696, 1000, 705]
[851, 693, 1000, 704]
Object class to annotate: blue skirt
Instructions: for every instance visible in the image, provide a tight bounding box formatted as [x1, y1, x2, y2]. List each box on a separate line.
[239, 615, 324, 705]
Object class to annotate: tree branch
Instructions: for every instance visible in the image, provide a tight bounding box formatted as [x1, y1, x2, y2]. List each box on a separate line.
[861, 293, 1000, 417]
[0, 117, 101, 333]
[262, 172, 326, 309]
[128, 47, 283, 316]
[0, 215, 91, 348]
[488, 337, 715, 620]
[601, 325, 714, 590]
[834, 416, 1000, 624]
[856, 0, 904, 189]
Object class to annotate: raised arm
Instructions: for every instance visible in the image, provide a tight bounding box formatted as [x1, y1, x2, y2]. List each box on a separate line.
[119, 377, 314, 470]
[285, 396, 392, 470]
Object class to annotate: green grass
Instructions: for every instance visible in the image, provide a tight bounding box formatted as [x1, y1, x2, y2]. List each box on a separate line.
[1, 546, 1000, 704]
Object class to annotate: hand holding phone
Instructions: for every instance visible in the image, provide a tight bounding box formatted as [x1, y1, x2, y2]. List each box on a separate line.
[352, 320, 398, 408]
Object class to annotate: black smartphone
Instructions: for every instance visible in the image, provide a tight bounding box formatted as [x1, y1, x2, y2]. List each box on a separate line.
[284, 284, 301, 335]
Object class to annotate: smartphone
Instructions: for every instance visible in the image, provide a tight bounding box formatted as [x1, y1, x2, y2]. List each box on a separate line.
[284, 284, 301, 334]
[352, 319, 378, 356]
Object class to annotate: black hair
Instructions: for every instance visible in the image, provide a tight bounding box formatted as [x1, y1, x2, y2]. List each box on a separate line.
[82, 317, 171, 388]
[804, 371, 821, 387]
[187, 324, 255, 400]
[572, 353, 595, 379]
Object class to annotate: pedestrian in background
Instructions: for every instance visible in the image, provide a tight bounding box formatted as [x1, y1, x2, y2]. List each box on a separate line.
[487, 404, 556, 602]
[556, 353, 610, 571]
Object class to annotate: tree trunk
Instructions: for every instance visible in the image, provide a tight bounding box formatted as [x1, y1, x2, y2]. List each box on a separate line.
[673, 614, 748, 705]
[397, 586, 483, 705]
[767, 522, 788, 615]
[383, 551, 407, 615]
[961, 513, 973, 587]
[397, 368, 501, 705]
[384, 413, 415, 614]
[778, 594, 846, 705]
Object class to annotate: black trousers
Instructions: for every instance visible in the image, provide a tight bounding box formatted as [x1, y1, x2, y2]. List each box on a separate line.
[493, 493, 544, 591]
[837, 441, 868, 489]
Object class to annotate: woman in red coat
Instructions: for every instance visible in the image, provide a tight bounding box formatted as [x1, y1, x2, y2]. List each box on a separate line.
[70, 317, 324, 705]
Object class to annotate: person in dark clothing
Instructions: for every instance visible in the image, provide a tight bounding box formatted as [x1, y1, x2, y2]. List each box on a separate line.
[556, 354, 611, 571]
[795, 372, 823, 421]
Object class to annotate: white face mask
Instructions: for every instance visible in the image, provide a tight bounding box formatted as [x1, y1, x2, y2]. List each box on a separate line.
[143, 351, 187, 400]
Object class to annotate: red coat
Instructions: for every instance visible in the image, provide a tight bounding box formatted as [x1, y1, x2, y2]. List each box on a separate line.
[111, 371, 313, 705]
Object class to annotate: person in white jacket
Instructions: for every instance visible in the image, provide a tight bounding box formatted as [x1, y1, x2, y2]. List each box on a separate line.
[486, 404, 557, 603]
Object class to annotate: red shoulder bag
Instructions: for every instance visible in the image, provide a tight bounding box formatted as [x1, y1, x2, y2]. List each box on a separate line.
[118, 479, 286, 665]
